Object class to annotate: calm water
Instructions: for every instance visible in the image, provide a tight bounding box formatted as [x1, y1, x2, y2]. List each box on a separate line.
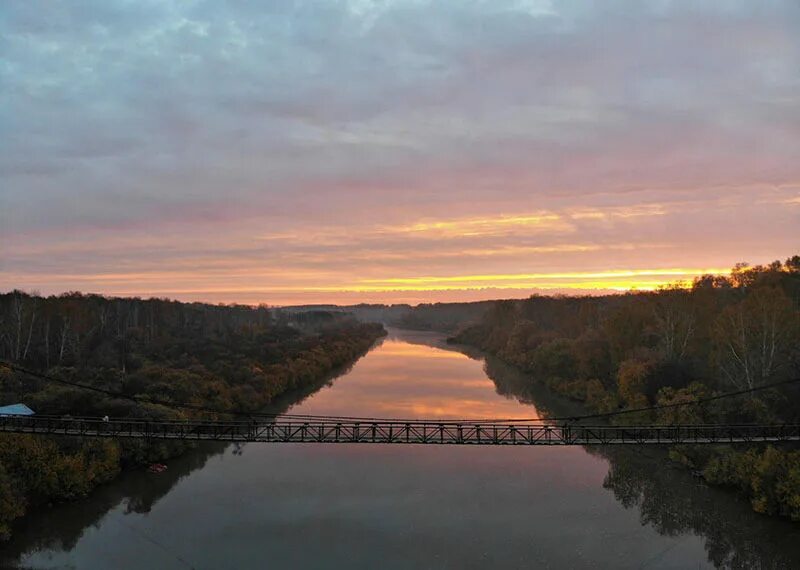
[2, 329, 799, 569]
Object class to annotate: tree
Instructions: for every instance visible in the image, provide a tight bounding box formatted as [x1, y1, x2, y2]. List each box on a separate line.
[617, 358, 652, 408]
[603, 299, 656, 364]
[0, 463, 24, 540]
[652, 287, 695, 362]
[713, 287, 800, 390]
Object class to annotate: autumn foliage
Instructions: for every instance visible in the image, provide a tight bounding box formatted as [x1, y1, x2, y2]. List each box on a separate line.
[0, 295, 385, 539]
[451, 255, 800, 519]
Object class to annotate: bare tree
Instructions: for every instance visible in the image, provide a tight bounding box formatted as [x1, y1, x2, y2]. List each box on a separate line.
[44, 317, 50, 368]
[22, 303, 36, 360]
[98, 304, 108, 334]
[11, 292, 23, 360]
[714, 287, 800, 390]
[653, 288, 695, 362]
[59, 317, 70, 364]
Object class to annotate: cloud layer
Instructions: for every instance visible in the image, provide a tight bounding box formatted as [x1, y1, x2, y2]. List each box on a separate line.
[2, 0, 798, 304]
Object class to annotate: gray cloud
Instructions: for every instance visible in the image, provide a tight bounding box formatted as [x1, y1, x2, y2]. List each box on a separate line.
[1, 0, 798, 300]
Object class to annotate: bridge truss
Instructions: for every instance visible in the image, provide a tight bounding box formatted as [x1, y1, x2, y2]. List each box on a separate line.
[2, 415, 800, 445]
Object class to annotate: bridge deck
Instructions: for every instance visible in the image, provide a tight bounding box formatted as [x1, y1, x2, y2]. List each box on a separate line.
[2, 415, 800, 445]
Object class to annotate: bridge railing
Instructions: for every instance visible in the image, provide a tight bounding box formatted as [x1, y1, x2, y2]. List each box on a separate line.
[2, 414, 800, 445]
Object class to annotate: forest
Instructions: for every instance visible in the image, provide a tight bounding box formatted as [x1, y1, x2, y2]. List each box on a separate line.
[451, 256, 800, 520]
[286, 301, 493, 333]
[0, 293, 385, 540]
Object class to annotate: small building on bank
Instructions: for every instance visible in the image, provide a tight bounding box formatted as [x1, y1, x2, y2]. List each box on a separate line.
[0, 403, 35, 416]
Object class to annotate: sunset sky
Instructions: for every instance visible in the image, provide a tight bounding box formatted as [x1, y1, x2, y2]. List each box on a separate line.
[1, 1, 798, 305]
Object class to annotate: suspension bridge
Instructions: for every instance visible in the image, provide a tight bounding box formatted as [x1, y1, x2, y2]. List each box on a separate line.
[2, 414, 799, 445]
[3, 362, 800, 446]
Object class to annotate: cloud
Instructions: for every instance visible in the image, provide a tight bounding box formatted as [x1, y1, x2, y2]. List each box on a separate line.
[1, 0, 798, 303]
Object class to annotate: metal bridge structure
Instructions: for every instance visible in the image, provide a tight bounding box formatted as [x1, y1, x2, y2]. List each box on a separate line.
[2, 414, 800, 446]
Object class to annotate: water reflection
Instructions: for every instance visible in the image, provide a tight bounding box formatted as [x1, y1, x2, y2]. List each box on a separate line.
[0, 442, 227, 566]
[597, 447, 800, 569]
[2, 329, 799, 569]
[283, 329, 544, 421]
[477, 347, 800, 569]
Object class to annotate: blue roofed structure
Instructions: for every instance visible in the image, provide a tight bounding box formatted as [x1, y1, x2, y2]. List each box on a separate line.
[0, 403, 35, 416]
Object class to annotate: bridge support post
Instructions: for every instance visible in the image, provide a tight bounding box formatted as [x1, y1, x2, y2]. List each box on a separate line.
[560, 423, 571, 444]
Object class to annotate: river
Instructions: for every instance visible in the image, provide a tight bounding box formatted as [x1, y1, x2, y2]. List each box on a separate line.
[2, 329, 799, 569]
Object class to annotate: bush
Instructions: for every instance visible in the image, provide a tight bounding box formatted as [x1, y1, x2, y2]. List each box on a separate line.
[703, 446, 800, 521]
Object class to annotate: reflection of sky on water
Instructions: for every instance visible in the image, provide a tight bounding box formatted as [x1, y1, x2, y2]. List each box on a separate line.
[282, 334, 542, 421]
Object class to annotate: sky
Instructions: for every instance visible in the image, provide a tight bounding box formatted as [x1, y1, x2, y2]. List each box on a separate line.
[1, 0, 798, 306]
